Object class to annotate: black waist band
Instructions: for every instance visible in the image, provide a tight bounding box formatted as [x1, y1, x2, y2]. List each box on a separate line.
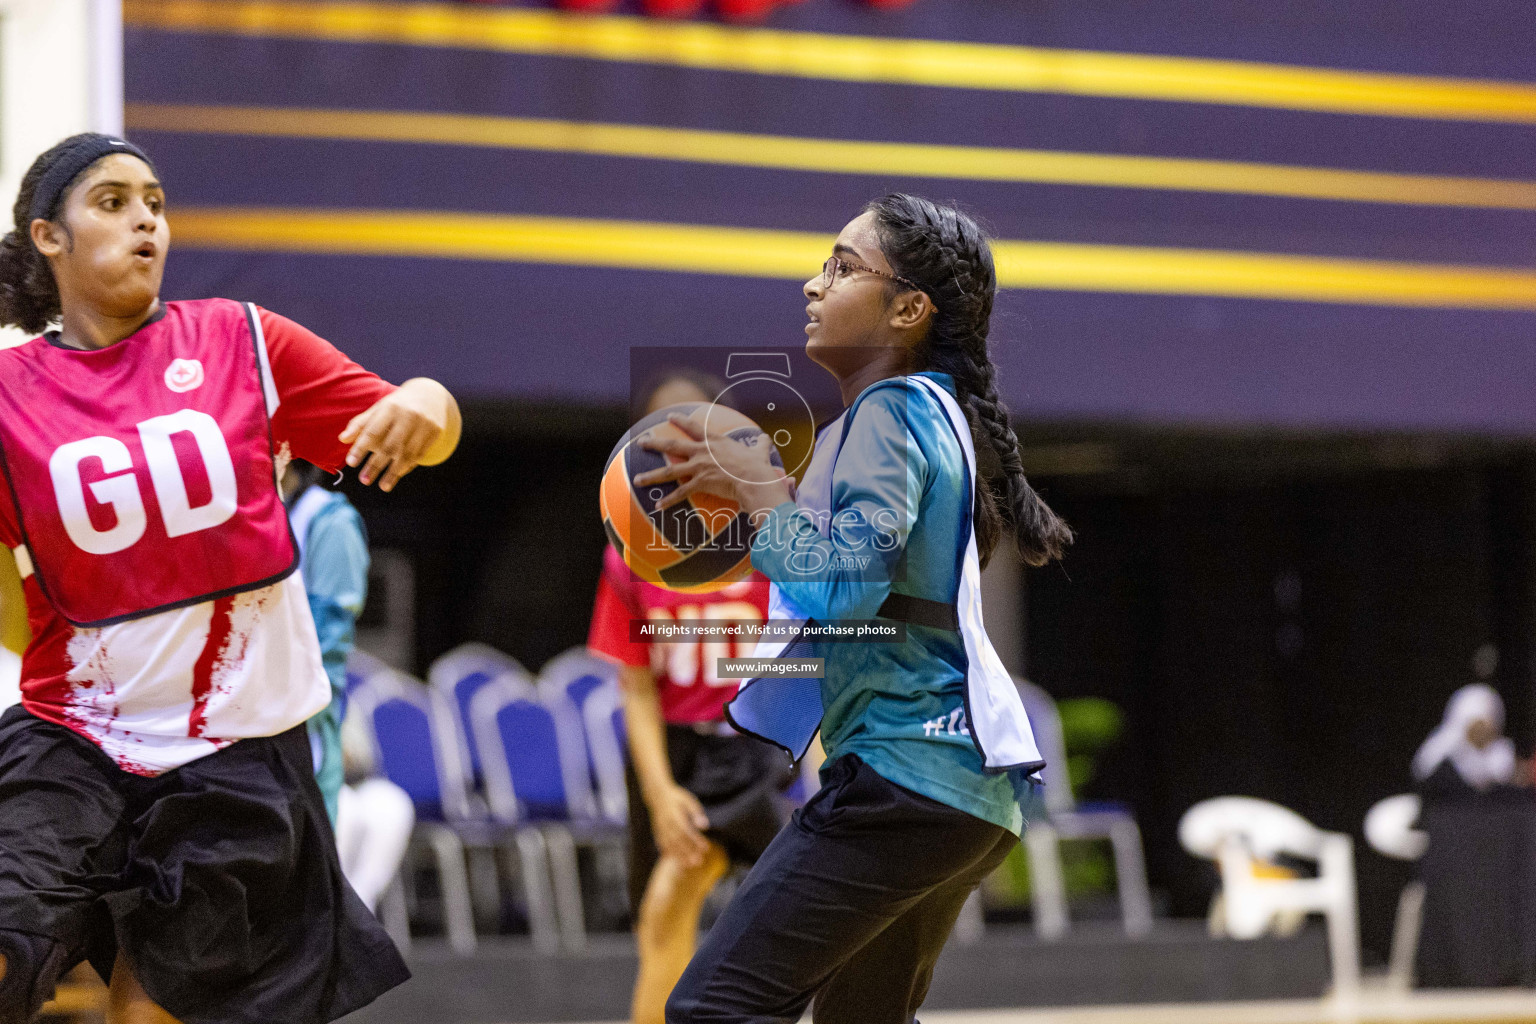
[876, 592, 959, 632]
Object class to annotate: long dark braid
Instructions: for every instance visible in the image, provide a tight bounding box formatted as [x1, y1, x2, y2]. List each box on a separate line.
[864, 193, 1072, 568]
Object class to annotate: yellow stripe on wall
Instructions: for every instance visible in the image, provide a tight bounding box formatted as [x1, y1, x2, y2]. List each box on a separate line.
[167, 207, 1536, 311]
[121, 0, 1536, 125]
[125, 103, 1536, 212]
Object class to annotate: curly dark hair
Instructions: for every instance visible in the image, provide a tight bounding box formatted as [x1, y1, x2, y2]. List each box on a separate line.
[0, 137, 93, 333]
[0, 134, 158, 334]
[864, 193, 1073, 568]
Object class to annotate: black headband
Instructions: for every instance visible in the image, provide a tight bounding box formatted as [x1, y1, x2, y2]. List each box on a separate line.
[27, 135, 156, 225]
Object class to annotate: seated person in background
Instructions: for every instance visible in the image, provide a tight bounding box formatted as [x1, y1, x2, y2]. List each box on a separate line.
[1412, 683, 1520, 798]
[1411, 682, 1536, 988]
[286, 460, 368, 823]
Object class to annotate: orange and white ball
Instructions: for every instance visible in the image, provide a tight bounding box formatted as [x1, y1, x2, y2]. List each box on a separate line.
[600, 403, 785, 592]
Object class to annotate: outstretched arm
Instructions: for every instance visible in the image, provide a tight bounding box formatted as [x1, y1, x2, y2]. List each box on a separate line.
[636, 394, 925, 623]
[340, 378, 462, 491]
[258, 308, 461, 485]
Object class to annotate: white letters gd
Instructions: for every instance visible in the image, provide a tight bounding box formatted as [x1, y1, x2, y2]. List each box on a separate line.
[49, 410, 237, 555]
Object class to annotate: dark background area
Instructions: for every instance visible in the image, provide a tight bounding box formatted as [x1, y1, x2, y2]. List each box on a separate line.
[341, 403, 1536, 965]
[341, 401, 626, 672]
[1023, 431, 1536, 963]
[134, 0, 1536, 433]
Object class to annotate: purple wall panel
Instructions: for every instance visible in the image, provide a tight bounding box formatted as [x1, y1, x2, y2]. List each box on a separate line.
[126, 0, 1536, 431]
[161, 251, 1536, 433]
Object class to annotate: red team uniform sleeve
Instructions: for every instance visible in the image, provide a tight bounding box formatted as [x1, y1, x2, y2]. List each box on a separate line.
[258, 308, 397, 473]
[588, 547, 650, 668]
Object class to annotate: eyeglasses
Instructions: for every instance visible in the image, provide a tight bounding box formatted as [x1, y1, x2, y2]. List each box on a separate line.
[821, 256, 934, 310]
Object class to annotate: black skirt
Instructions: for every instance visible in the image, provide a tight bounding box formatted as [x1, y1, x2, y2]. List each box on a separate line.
[0, 705, 408, 1024]
[624, 724, 794, 916]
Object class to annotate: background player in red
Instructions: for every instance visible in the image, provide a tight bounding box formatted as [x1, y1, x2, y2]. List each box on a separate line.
[589, 373, 789, 1024]
[0, 133, 459, 1024]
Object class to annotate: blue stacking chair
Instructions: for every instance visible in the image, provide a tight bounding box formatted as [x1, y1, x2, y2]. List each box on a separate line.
[610, 701, 628, 752]
[344, 648, 393, 698]
[350, 669, 560, 954]
[428, 642, 533, 785]
[540, 648, 627, 825]
[539, 646, 616, 713]
[348, 671, 475, 952]
[428, 645, 565, 948]
[429, 641, 524, 684]
[540, 650, 633, 928]
[574, 681, 629, 826]
[471, 674, 598, 822]
[471, 674, 620, 950]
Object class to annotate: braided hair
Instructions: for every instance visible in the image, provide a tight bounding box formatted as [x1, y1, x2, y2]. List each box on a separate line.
[864, 193, 1072, 568]
[0, 138, 77, 334]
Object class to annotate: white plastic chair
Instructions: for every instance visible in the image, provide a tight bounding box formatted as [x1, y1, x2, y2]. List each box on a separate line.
[1364, 794, 1427, 990]
[1179, 796, 1360, 996]
[1014, 677, 1154, 939]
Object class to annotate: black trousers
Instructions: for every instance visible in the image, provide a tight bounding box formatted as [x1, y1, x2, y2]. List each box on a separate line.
[666, 753, 1016, 1024]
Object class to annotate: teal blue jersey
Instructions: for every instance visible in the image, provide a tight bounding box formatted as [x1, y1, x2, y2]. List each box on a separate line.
[750, 373, 1033, 834]
[296, 488, 369, 824]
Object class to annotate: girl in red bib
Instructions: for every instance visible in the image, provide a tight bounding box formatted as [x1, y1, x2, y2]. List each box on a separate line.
[0, 134, 460, 1024]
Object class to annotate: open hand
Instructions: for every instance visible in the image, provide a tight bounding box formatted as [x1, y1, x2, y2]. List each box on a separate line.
[340, 378, 461, 491]
[648, 782, 713, 867]
[634, 412, 791, 519]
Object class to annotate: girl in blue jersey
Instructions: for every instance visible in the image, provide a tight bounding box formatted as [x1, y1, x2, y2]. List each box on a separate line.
[636, 194, 1073, 1023]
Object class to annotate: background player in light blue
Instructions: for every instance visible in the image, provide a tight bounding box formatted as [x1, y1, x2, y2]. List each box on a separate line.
[636, 193, 1072, 1023]
[286, 463, 416, 918]
[287, 461, 370, 824]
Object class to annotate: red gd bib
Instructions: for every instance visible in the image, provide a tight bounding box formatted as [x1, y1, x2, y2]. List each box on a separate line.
[0, 299, 298, 626]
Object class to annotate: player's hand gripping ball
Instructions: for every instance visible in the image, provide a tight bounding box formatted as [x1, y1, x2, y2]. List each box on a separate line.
[601, 403, 786, 592]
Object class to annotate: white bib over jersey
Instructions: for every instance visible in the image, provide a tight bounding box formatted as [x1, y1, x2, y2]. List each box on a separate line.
[728, 374, 1043, 773]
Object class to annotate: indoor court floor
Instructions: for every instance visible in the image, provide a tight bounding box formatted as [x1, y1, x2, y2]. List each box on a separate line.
[916, 990, 1536, 1024]
[529, 990, 1536, 1024]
